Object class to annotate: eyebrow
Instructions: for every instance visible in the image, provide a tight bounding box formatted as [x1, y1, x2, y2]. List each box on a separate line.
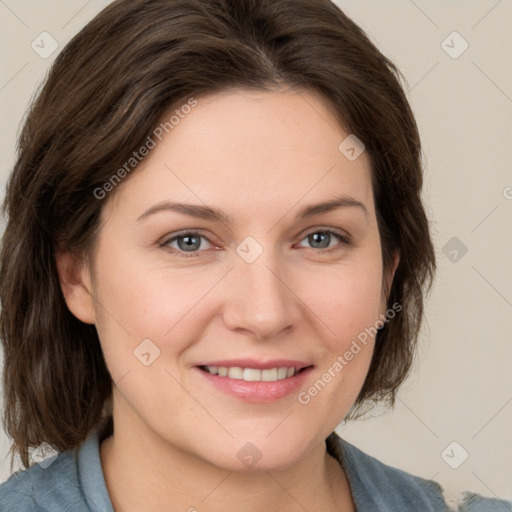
[136, 195, 368, 224]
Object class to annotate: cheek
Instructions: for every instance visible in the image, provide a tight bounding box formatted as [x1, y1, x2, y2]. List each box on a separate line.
[89, 246, 204, 375]
[292, 259, 383, 413]
[301, 257, 384, 344]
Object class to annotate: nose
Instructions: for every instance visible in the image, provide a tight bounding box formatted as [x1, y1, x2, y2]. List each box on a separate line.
[221, 245, 301, 341]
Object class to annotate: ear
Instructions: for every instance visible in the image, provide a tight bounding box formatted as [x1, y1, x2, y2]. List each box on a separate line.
[55, 248, 96, 324]
[381, 250, 400, 306]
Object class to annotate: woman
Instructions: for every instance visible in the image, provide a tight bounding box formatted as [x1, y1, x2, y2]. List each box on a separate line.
[0, 0, 509, 510]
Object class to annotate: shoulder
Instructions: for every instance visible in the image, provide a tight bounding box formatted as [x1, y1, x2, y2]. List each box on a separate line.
[455, 493, 512, 512]
[328, 433, 512, 512]
[0, 450, 88, 512]
[0, 426, 112, 512]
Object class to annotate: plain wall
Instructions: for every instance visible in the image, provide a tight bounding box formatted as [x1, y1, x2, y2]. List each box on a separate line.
[0, 0, 511, 500]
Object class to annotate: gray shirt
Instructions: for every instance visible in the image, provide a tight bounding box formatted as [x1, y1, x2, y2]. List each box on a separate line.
[0, 427, 510, 511]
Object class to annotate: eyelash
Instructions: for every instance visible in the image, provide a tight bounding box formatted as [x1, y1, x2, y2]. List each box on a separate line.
[159, 228, 351, 258]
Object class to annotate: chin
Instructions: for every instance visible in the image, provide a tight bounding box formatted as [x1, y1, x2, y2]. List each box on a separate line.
[197, 434, 313, 474]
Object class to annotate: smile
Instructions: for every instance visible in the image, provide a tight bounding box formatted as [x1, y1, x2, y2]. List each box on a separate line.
[195, 361, 314, 402]
[201, 365, 300, 381]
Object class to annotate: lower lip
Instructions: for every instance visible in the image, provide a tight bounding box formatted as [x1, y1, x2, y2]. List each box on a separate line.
[195, 366, 314, 403]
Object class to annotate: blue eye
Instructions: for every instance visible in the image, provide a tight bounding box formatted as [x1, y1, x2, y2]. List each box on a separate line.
[160, 228, 350, 258]
[161, 230, 213, 257]
[297, 230, 351, 253]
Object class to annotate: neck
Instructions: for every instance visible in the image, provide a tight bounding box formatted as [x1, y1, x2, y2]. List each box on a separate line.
[100, 417, 354, 512]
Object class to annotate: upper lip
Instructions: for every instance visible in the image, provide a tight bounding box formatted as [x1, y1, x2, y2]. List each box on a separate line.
[195, 359, 313, 370]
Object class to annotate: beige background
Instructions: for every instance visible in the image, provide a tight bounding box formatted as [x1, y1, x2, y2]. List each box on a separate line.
[0, 0, 511, 501]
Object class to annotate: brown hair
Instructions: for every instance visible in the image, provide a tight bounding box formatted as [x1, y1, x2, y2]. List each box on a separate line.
[0, 0, 435, 470]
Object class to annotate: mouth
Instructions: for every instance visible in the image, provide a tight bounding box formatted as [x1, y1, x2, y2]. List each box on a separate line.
[194, 360, 314, 402]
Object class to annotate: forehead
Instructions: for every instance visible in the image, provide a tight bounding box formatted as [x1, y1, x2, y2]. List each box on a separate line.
[105, 88, 375, 223]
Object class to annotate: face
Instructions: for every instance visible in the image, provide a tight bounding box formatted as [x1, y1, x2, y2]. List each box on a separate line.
[61, 87, 398, 472]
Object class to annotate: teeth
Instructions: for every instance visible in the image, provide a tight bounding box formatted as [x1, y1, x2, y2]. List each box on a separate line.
[204, 365, 298, 381]
[228, 367, 243, 379]
[277, 367, 288, 379]
[261, 368, 277, 381]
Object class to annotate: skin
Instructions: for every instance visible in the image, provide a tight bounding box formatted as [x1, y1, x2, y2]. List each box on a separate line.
[57, 87, 399, 512]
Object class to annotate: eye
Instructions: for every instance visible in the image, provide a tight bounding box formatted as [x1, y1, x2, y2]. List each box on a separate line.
[160, 228, 351, 258]
[296, 229, 351, 253]
[160, 230, 214, 258]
